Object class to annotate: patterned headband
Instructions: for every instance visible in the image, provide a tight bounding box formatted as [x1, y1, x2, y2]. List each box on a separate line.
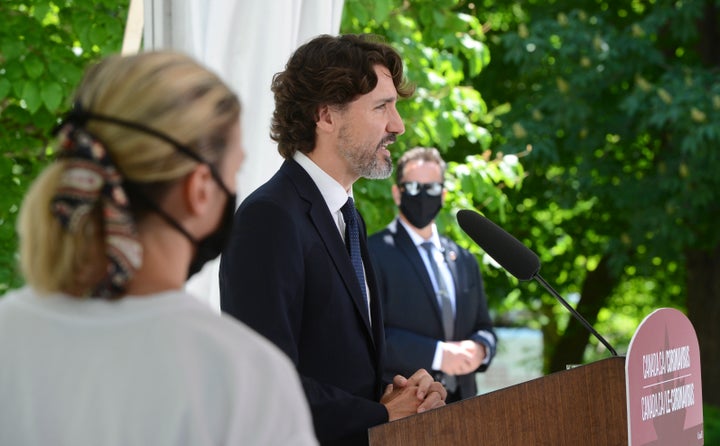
[51, 115, 142, 299]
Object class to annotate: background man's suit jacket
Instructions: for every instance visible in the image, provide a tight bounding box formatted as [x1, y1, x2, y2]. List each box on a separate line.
[219, 159, 386, 446]
[368, 222, 496, 400]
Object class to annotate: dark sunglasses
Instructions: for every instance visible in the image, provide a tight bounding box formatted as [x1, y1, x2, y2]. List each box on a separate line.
[399, 181, 444, 197]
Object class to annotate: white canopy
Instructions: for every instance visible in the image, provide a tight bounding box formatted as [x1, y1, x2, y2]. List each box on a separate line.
[139, 0, 345, 310]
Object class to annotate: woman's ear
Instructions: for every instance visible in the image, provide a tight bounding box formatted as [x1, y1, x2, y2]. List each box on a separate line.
[183, 164, 214, 216]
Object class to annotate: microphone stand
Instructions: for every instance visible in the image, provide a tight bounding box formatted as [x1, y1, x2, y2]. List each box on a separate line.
[533, 273, 618, 357]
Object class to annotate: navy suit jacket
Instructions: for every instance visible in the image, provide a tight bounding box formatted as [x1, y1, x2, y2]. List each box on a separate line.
[219, 159, 387, 446]
[368, 222, 496, 400]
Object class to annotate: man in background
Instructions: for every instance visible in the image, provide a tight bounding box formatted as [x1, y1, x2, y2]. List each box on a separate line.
[368, 147, 497, 403]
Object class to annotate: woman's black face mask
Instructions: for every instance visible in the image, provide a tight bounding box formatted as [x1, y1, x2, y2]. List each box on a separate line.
[186, 186, 236, 278]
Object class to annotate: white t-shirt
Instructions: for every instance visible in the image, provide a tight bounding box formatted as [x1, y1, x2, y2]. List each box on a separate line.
[0, 287, 318, 446]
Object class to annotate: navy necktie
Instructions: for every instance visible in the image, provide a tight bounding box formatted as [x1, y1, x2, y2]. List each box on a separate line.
[341, 198, 369, 310]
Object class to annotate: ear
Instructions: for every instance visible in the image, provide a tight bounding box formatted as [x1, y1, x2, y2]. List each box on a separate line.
[441, 188, 447, 205]
[316, 104, 336, 133]
[183, 164, 214, 216]
[391, 183, 402, 206]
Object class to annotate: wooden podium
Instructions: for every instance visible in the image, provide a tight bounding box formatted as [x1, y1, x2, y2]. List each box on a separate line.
[369, 356, 628, 445]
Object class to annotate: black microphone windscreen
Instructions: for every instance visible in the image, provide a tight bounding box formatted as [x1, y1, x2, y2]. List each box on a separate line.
[456, 209, 540, 280]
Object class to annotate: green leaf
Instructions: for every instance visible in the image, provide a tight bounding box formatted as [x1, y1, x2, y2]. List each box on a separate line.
[343, 0, 370, 26]
[373, 0, 393, 23]
[32, 3, 51, 22]
[41, 81, 64, 112]
[1, 40, 25, 60]
[22, 81, 42, 113]
[23, 53, 45, 79]
[0, 78, 11, 100]
[89, 24, 108, 46]
[6, 59, 26, 87]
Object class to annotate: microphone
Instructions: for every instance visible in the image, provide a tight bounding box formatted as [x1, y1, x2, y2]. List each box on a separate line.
[456, 209, 618, 357]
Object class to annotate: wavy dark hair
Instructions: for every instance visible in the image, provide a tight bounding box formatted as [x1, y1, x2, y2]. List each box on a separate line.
[271, 33, 414, 159]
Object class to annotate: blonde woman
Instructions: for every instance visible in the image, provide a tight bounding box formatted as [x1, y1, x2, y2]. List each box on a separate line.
[0, 51, 317, 446]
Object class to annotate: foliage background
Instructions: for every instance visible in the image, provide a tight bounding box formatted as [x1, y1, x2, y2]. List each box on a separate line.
[342, 0, 719, 438]
[0, 0, 129, 293]
[1, 0, 717, 441]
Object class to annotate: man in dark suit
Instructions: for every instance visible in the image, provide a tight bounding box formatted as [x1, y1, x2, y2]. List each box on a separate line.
[368, 147, 497, 403]
[219, 35, 446, 446]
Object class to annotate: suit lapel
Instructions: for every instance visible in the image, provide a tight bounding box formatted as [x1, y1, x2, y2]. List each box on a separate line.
[359, 216, 385, 349]
[282, 160, 375, 341]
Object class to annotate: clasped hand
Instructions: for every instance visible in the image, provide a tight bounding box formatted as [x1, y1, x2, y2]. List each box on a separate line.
[440, 340, 485, 376]
[380, 369, 447, 421]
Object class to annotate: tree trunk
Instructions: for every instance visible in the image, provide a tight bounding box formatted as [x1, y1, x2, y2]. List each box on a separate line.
[685, 244, 720, 407]
[548, 255, 617, 372]
[697, 0, 720, 67]
[689, 0, 720, 409]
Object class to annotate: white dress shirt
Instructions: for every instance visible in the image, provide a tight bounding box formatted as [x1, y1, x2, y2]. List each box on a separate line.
[294, 152, 372, 320]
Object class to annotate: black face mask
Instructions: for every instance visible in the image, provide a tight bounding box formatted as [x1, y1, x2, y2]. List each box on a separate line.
[399, 191, 442, 228]
[126, 180, 236, 279]
[187, 189, 236, 278]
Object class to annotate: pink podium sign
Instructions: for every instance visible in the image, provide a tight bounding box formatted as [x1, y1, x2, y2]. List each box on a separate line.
[625, 308, 704, 445]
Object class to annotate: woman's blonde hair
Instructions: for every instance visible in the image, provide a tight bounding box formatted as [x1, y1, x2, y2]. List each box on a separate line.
[18, 51, 240, 297]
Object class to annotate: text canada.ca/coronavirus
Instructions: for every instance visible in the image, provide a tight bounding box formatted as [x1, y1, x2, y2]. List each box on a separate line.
[642, 345, 691, 379]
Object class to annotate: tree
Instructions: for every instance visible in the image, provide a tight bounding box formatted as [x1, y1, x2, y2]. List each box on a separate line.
[0, 0, 129, 293]
[344, 0, 720, 412]
[476, 0, 720, 406]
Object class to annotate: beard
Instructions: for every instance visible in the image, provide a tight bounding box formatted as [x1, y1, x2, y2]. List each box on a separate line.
[338, 126, 395, 180]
